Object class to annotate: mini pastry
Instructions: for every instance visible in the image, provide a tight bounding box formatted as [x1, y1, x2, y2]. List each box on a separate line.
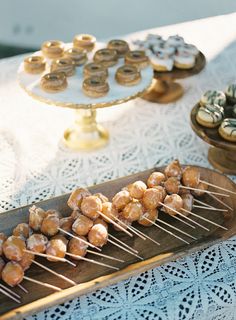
[200, 90, 226, 107]
[107, 39, 129, 58]
[83, 63, 108, 80]
[218, 118, 236, 142]
[82, 76, 109, 98]
[40, 72, 67, 93]
[152, 43, 175, 56]
[233, 105, 236, 118]
[115, 65, 141, 86]
[24, 56, 46, 74]
[177, 43, 199, 56]
[93, 49, 118, 67]
[41, 40, 64, 59]
[73, 34, 96, 52]
[174, 51, 195, 69]
[125, 50, 149, 69]
[150, 51, 174, 71]
[166, 35, 184, 47]
[51, 58, 75, 76]
[196, 104, 224, 128]
[64, 47, 87, 66]
[133, 39, 150, 51]
[225, 84, 236, 104]
[146, 34, 164, 46]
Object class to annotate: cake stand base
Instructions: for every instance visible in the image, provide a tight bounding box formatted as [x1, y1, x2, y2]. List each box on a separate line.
[63, 109, 109, 151]
[141, 79, 184, 104]
[208, 147, 236, 175]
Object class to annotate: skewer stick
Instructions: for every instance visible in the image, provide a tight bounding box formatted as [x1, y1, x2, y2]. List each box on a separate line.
[194, 199, 228, 212]
[180, 186, 229, 197]
[23, 276, 62, 292]
[87, 250, 124, 263]
[0, 287, 21, 304]
[24, 250, 76, 267]
[0, 284, 21, 299]
[108, 233, 138, 253]
[170, 214, 196, 228]
[141, 217, 190, 245]
[107, 238, 143, 260]
[17, 283, 28, 293]
[199, 179, 236, 196]
[58, 228, 102, 251]
[160, 203, 210, 231]
[208, 193, 233, 211]
[128, 225, 161, 246]
[32, 260, 77, 286]
[182, 208, 228, 231]
[157, 219, 197, 240]
[98, 212, 133, 237]
[193, 205, 228, 212]
[65, 252, 119, 270]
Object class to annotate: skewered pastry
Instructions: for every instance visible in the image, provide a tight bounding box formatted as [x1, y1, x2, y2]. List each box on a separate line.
[196, 104, 224, 128]
[2, 262, 24, 287]
[112, 190, 131, 210]
[115, 65, 141, 86]
[94, 193, 109, 203]
[19, 251, 35, 271]
[125, 50, 150, 69]
[41, 214, 60, 237]
[13, 223, 32, 240]
[127, 181, 147, 199]
[27, 234, 48, 253]
[46, 237, 67, 262]
[191, 182, 208, 197]
[200, 90, 226, 107]
[142, 188, 163, 209]
[24, 56, 46, 74]
[29, 205, 46, 231]
[225, 83, 236, 104]
[166, 35, 184, 47]
[101, 202, 119, 222]
[177, 43, 199, 56]
[67, 188, 91, 210]
[64, 47, 87, 66]
[0, 233, 7, 256]
[82, 76, 109, 98]
[218, 118, 236, 142]
[107, 39, 129, 58]
[150, 51, 174, 71]
[147, 172, 165, 188]
[51, 58, 75, 77]
[182, 166, 200, 188]
[164, 177, 180, 194]
[121, 200, 143, 222]
[81, 195, 102, 220]
[181, 193, 194, 215]
[68, 236, 88, 258]
[2, 236, 26, 261]
[163, 194, 183, 215]
[83, 63, 108, 80]
[164, 159, 182, 179]
[174, 51, 195, 69]
[93, 49, 118, 67]
[72, 214, 93, 236]
[73, 34, 96, 52]
[88, 224, 108, 247]
[138, 209, 158, 226]
[93, 218, 108, 230]
[41, 40, 64, 59]
[40, 72, 68, 93]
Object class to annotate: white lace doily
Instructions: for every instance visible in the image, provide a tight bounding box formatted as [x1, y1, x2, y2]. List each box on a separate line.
[0, 13, 236, 320]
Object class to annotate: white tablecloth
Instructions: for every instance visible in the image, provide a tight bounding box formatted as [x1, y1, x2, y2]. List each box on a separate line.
[0, 13, 236, 320]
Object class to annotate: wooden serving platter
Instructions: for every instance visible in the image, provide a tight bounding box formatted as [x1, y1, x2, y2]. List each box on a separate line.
[1, 165, 235, 320]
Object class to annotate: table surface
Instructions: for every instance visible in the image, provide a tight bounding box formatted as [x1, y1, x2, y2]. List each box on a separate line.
[0, 13, 236, 320]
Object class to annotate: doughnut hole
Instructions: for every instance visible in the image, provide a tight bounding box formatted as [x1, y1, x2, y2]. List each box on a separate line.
[102, 202, 119, 223]
[59, 216, 74, 233]
[164, 160, 182, 179]
[13, 223, 32, 240]
[0, 233, 7, 256]
[191, 182, 208, 197]
[121, 200, 143, 222]
[138, 209, 158, 226]
[147, 172, 165, 188]
[67, 188, 91, 210]
[19, 252, 35, 271]
[153, 186, 167, 202]
[72, 215, 93, 236]
[41, 215, 59, 237]
[27, 234, 48, 253]
[128, 181, 147, 199]
[46, 209, 61, 219]
[46, 238, 67, 262]
[29, 205, 46, 231]
[94, 193, 109, 203]
[68, 236, 88, 258]
[3, 236, 26, 261]
[2, 262, 24, 287]
[112, 190, 131, 210]
[0, 257, 5, 278]
[164, 177, 180, 194]
[88, 224, 108, 247]
[71, 210, 81, 220]
[163, 194, 183, 216]
[81, 196, 102, 220]
[142, 188, 163, 209]
[93, 218, 108, 230]
[182, 166, 200, 188]
[181, 194, 194, 216]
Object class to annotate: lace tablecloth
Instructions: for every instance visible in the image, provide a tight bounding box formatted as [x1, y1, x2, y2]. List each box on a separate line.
[0, 13, 236, 320]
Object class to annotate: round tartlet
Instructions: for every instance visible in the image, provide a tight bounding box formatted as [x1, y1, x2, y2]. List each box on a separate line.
[115, 65, 141, 86]
[40, 72, 68, 93]
[51, 58, 75, 77]
[83, 63, 108, 80]
[73, 34, 96, 52]
[93, 49, 118, 68]
[125, 50, 149, 69]
[41, 40, 64, 59]
[218, 118, 236, 142]
[24, 56, 46, 74]
[64, 47, 87, 66]
[82, 76, 109, 98]
[107, 39, 129, 58]
[196, 104, 224, 128]
[174, 52, 195, 69]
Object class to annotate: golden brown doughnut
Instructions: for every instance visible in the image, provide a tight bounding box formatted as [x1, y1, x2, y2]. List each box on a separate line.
[82, 76, 109, 98]
[64, 47, 87, 66]
[51, 58, 75, 76]
[24, 56, 46, 74]
[107, 39, 129, 58]
[93, 49, 118, 67]
[41, 40, 64, 59]
[83, 63, 108, 80]
[115, 65, 141, 86]
[40, 72, 68, 93]
[125, 50, 149, 69]
[73, 34, 96, 52]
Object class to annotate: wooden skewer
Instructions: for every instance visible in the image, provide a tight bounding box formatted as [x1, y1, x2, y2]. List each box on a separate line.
[108, 233, 138, 253]
[65, 252, 119, 270]
[141, 217, 190, 244]
[87, 250, 124, 263]
[23, 276, 62, 292]
[128, 225, 161, 246]
[58, 228, 101, 251]
[194, 199, 228, 212]
[32, 260, 77, 286]
[157, 219, 197, 240]
[0, 283, 21, 299]
[160, 203, 210, 231]
[17, 283, 28, 293]
[0, 287, 21, 304]
[24, 250, 76, 267]
[199, 179, 236, 196]
[182, 208, 228, 231]
[107, 238, 143, 260]
[180, 186, 229, 197]
[170, 214, 196, 229]
[193, 205, 228, 211]
[98, 212, 133, 237]
[208, 193, 233, 211]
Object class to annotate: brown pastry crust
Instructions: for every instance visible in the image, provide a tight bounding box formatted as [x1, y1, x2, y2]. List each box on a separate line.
[125, 50, 149, 69]
[41, 40, 64, 59]
[64, 47, 88, 66]
[93, 49, 118, 68]
[115, 65, 141, 86]
[83, 63, 108, 80]
[24, 56, 46, 74]
[51, 58, 75, 76]
[107, 39, 129, 58]
[82, 76, 109, 98]
[40, 72, 68, 93]
[73, 34, 96, 52]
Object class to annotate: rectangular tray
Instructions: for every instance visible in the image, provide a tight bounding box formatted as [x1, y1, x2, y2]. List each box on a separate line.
[1, 165, 235, 320]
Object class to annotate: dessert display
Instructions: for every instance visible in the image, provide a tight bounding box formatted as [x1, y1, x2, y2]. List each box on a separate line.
[115, 65, 141, 86]
[40, 72, 68, 93]
[82, 76, 109, 98]
[73, 34, 96, 52]
[41, 40, 65, 59]
[107, 39, 130, 58]
[24, 56, 46, 74]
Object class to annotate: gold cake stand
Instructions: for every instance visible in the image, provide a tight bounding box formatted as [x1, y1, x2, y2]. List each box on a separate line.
[18, 47, 153, 151]
[142, 52, 206, 104]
